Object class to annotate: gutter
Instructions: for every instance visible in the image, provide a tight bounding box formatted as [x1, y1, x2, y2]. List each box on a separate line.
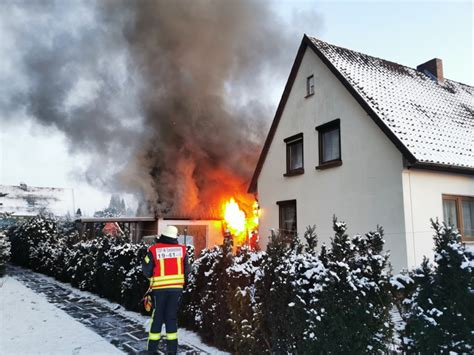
[407, 162, 474, 176]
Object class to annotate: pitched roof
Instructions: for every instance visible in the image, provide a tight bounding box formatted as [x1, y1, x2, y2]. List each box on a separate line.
[249, 36, 474, 193]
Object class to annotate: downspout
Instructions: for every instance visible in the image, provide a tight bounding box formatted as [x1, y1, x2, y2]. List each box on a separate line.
[408, 170, 417, 266]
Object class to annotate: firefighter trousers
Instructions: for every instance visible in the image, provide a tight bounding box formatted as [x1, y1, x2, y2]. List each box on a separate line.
[147, 289, 183, 354]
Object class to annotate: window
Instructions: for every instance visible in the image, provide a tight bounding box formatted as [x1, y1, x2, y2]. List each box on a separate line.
[316, 119, 342, 170]
[306, 75, 315, 97]
[277, 200, 297, 236]
[284, 133, 304, 176]
[442, 195, 474, 241]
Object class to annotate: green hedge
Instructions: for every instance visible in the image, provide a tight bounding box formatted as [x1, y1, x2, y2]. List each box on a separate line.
[179, 218, 395, 353]
[7, 214, 473, 353]
[7, 215, 149, 312]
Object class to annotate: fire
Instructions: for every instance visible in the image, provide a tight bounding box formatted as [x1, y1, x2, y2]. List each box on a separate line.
[223, 198, 246, 234]
[222, 198, 259, 247]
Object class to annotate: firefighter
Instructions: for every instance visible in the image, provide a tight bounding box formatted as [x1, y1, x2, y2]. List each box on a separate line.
[142, 225, 190, 354]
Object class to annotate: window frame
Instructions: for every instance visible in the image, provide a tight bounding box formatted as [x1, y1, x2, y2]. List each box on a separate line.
[284, 133, 304, 176]
[442, 194, 474, 242]
[315, 119, 342, 170]
[306, 74, 315, 97]
[277, 199, 297, 237]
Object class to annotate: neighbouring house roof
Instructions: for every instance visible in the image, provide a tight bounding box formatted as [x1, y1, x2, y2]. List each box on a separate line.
[0, 184, 74, 216]
[248, 35, 474, 193]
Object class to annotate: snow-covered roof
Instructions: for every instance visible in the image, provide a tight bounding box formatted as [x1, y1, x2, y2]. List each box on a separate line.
[249, 36, 473, 192]
[0, 184, 74, 217]
[309, 37, 474, 169]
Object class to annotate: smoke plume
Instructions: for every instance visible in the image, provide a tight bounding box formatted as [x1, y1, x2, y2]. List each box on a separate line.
[0, 0, 322, 217]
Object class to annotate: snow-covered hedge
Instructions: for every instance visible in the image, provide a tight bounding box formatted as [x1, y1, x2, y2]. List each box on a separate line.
[391, 220, 474, 353]
[7, 214, 472, 352]
[181, 218, 473, 353]
[0, 229, 11, 276]
[7, 214, 149, 312]
[180, 217, 394, 353]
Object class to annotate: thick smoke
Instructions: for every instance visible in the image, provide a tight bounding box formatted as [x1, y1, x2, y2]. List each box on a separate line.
[0, 0, 322, 217]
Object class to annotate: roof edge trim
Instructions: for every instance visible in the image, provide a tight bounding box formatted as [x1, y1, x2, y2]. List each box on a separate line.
[248, 37, 309, 193]
[408, 162, 474, 176]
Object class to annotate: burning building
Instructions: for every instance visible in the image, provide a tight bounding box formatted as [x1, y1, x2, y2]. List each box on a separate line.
[1, 0, 315, 252]
[156, 197, 260, 256]
[75, 197, 259, 257]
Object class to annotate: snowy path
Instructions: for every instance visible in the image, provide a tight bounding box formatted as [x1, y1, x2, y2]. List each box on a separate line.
[2, 266, 227, 355]
[0, 276, 122, 355]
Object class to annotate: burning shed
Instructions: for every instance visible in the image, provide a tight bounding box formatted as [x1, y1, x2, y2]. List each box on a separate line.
[75, 216, 157, 243]
[156, 197, 260, 256]
[156, 218, 222, 257]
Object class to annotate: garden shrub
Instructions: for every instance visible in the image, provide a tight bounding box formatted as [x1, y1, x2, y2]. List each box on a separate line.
[257, 228, 301, 353]
[181, 218, 395, 353]
[314, 218, 393, 354]
[227, 247, 266, 353]
[198, 244, 226, 344]
[9, 214, 472, 352]
[8, 214, 148, 312]
[179, 246, 221, 331]
[395, 220, 474, 353]
[8, 215, 57, 268]
[209, 237, 234, 349]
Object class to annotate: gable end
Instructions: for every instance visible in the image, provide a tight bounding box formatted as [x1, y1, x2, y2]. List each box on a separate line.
[248, 38, 308, 193]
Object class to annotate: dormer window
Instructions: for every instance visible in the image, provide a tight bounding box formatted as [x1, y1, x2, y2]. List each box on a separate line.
[284, 133, 304, 176]
[306, 75, 315, 97]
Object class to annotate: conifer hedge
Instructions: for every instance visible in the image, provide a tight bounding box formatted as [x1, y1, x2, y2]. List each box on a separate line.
[0, 229, 10, 276]
[179, 217, 395, 353]
[180, 218, 473, 353]
[6, 214, 149, 312]
[392, 220, 474, 353]
[5, 214, 473, 352]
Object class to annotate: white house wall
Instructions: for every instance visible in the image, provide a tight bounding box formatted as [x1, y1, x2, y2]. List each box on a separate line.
[402, 169, 474, 267]
[258, 47, 409, 270]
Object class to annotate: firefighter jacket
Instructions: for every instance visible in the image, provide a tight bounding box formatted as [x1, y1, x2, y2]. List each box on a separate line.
[142, 235, 190, 290]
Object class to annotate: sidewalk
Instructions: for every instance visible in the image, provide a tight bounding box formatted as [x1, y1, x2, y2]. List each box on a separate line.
[2, 266, 225, 355]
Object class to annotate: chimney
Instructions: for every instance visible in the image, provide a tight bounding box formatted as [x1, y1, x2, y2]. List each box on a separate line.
[417, 58, 444, 82]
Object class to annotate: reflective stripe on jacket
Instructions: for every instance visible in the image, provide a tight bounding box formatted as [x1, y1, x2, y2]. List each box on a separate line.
[148, 243, 186, 289]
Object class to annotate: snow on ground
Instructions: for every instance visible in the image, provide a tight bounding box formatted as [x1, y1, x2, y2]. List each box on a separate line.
[0, 276, 123, 355]
[25, 272, 229, 354]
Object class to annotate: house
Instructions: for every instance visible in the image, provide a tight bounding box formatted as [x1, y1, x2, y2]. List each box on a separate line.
[249, 35, 473, 271]
[0, 183, 75, 217]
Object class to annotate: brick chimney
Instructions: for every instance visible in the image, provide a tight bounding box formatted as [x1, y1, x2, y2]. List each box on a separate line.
[417, 58, 444, 82]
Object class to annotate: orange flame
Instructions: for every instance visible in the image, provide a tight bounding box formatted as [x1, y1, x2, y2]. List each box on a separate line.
[222, 197, 259, 247]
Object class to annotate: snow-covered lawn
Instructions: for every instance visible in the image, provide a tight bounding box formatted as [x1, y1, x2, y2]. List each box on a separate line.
[0, 276, 123, 355]
[1, 268, 229, 355]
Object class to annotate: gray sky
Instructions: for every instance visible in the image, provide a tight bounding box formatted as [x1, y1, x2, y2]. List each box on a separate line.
[0, 0, 472, 216]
